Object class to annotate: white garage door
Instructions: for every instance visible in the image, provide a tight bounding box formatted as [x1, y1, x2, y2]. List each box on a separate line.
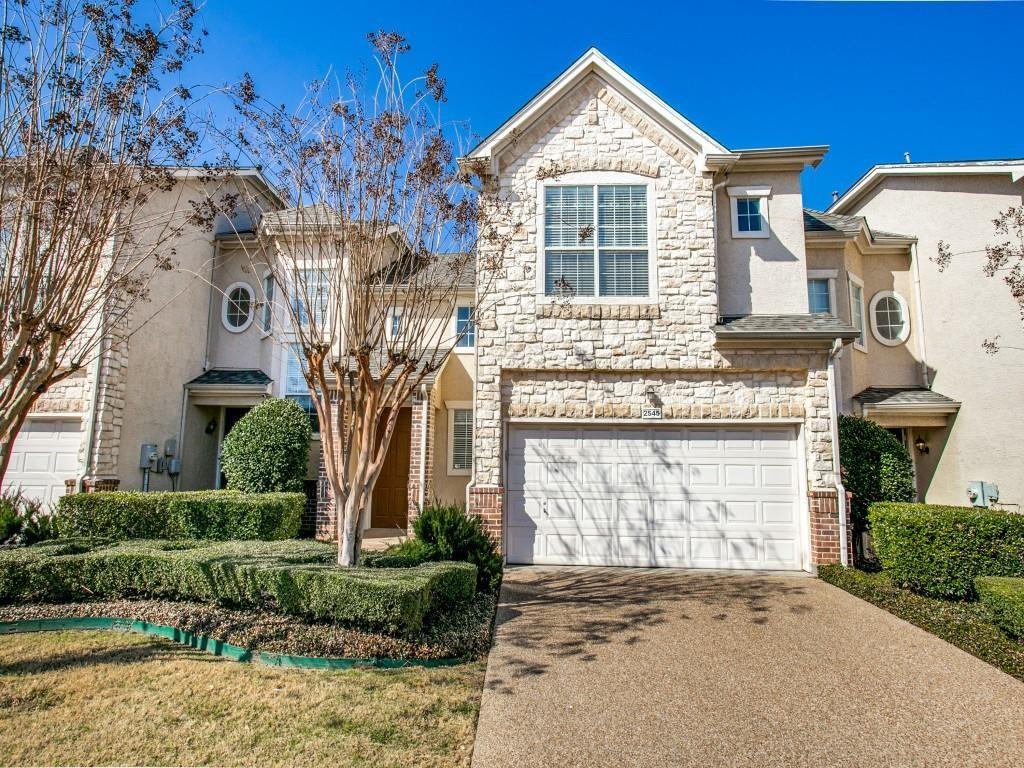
[506, 424, 806, 570]
[3, 418, 82, 508]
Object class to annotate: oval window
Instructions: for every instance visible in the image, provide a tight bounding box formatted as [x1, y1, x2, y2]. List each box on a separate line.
[869, 291, 910, 346]
[222, 282, 254, 332]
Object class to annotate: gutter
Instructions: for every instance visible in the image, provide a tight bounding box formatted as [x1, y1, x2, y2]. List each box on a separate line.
[827, 337, 850, 567]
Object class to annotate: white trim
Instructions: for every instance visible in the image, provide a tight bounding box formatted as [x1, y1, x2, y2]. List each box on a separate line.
[869, 290, 911, 346]
[807, 268, 838, 279]
[221, 281, 255, 333]
[466, 48, 728, 169]
[536, 172, 659, 305]
[506, 416, 804, 426]
[259, 271, 274, 337]
[24, 412, 85, 421]
[847, 273, 867, 352]
[446, 401, 473, 476]
[728, 186, 771, 239]
[829, 161, 1024, 214]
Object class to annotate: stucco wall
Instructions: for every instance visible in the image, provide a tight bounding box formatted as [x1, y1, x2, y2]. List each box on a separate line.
[431, 351, 475, 505]
[844, 173, 1024, 507]
[716, 170, 811, 316]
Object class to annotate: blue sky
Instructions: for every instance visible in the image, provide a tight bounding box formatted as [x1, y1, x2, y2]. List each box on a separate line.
[190, 0, 1024, 210]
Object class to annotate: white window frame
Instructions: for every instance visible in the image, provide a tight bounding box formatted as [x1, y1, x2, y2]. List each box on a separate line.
[280, 343, 320, 434]
[869, 290, 911, 346]
[454, 303, 474, 350]
[807, 269, 837, 315]
[389, 306, 403, 339]
[535, 171, 658, 305]
[260, 271, 275, 336]
[848, 273, 867, 352]
[222, 281, 255, 333]
[446, 400, 473, 476]
[727, 186, 771, 239]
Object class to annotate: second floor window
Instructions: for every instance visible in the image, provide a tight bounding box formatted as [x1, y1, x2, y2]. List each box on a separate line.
[390, 307, 403, 337]
[808, 278, 832, 314]
[290, 268, 329, 327]
[261, 274, 275, 333]
[285, 345, 319, 433]
[544, 183, 650, 299]
[456, 305, 475, 348]
[849, 277, 867, 350]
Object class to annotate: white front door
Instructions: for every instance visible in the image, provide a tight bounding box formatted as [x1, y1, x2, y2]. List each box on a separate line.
[3, 417, 83, 508]
[506, 424, 806, 570]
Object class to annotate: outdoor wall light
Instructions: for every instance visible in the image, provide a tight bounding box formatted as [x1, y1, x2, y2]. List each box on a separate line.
[205, 418, 218, 435]
[914, 436, 930, 455]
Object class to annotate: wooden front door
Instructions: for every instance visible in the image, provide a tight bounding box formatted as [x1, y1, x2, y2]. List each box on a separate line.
[371, 408, 411, 529]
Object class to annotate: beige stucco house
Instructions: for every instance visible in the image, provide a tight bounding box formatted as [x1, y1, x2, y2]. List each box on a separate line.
[4, 49, 1021, 570]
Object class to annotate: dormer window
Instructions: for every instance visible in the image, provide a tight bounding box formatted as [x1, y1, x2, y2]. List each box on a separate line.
[728, 186, 771, 239]
[542, 177, 653, 301]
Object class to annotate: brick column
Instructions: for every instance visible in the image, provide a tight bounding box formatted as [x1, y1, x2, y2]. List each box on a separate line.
[65, 478, 120, 494]
[314, 390, 342, 541]
[808, 489, 854, 565]
[406, 395, 435, 535]
[468, 485, 503, 551]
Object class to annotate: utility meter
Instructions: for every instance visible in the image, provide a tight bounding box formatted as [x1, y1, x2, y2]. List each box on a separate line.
[138, 443, 158, 470]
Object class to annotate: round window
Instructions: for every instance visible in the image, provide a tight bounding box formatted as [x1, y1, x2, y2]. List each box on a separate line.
[222, 282, 254, 332]
[869, 291, 910, 346]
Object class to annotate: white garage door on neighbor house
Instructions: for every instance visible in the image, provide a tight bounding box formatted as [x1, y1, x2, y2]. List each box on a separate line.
[506, 425, 806, 570]
[3, 417, 82, 508]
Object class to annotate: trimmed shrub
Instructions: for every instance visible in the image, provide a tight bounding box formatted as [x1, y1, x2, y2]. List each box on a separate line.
[362, 538, 436, 569]
[0, 538, 475, 636]
[976, 577, 1024, 639]
[870, 502, 1024, 599]
[54, 490, 303, 541]
[0, 489, 56, 545]
[415, 503, 502, 593]
[838, 416, 915, 529]
[220, 398, 311, 493]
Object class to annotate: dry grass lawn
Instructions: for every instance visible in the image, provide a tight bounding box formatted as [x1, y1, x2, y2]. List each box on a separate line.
[0, 630, 486, 767]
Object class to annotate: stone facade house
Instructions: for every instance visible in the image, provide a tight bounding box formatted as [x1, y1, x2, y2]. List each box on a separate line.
[4, 49, 1021, 572]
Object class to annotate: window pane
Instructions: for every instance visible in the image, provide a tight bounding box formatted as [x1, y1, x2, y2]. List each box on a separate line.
[808, 279, 831, 314]
[286, 346, 318, 432]
[456, 305, 475, 348]
[737, 197, 763, 232]
[227, 286, 251, 328]
[598, 185, 647, 247]
[261, 276, 274, 331]
[545, 186, 594, 247]
[851, 283, 866, 345]
[599, 251, 648, 297]
[291, 269, 328, 326]
[452, 409, 473, 470]
[391, 308, 402, 337]
[875, 296, 905, 341]
[544, 251, 595, 296]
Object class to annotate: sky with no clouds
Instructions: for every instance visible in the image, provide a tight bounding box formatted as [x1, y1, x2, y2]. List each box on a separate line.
[186, 0, 1024, 209]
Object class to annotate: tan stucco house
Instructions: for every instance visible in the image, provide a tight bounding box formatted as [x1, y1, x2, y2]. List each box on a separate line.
[4, 50, 1021, 571]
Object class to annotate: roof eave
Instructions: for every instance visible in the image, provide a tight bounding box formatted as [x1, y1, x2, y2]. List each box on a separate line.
[709, 145, 829, 173]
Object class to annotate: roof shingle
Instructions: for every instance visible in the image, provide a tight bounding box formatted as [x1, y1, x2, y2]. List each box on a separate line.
[713, 313, 860, 340]
[187, 369, 272, 387]
[853, 386, 960, 409]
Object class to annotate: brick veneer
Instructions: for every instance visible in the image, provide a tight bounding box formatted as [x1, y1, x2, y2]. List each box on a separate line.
[808, 489, 854, 565]
[406, 396, 435, 534]
[64, 477, 120, 494]
[314, 391, 342, 540]
[467, 485, 503, 550]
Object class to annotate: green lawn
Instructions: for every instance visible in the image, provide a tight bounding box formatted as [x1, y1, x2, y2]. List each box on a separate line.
[0, 630, 485, 767]
[819, 565, 1024, 681]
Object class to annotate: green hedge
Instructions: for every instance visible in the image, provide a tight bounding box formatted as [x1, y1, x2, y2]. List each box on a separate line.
[54, 491, 304, 541]
[220, 398, 312, 493]
[0, 539, 475, 636]
[976, 577, 1024, 639]
[870, 502, 1024, 599]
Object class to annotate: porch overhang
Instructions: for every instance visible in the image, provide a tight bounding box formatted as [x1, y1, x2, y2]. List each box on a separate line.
[713, 314, 860, 348]
[185, 369, 273, 407]
[853, 386, 961, 427]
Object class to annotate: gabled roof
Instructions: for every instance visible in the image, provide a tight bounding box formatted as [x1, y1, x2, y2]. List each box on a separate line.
[465, 48, 729, 168]
[803, 209, 915, 245]
[829, 158, 1024, 214]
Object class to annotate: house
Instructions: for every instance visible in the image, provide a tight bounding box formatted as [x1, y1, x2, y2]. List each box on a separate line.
[3, 49, 1021, 570]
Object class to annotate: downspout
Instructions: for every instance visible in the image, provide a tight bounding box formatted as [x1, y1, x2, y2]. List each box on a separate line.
[80, 326, 106, 491]
[909, 241, 930, 388]
[710, 171, 731, 317]
[827, 337, 849, 566]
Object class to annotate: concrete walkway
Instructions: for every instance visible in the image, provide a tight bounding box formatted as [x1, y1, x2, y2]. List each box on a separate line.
[473, 567, 1024, 768]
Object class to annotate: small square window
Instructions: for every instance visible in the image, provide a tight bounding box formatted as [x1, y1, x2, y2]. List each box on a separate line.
[736, 198, 763, 233]
[808, 278, 832, 314]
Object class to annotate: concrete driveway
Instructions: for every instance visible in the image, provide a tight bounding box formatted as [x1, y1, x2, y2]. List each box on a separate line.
[473, 567, 1024, 768]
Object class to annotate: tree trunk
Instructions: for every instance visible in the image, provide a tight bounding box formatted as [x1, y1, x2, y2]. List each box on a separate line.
[337, 485, 368, 566]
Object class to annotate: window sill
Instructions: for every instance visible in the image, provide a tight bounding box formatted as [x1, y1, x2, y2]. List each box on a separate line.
[731, 230, 770, 240]
[537, 303, 661, 320]
[448, 468, 472, 477]
[453, 346, 475, 354]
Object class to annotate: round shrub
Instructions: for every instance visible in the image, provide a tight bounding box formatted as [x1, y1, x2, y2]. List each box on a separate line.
[838, 415, 915, 529]
[220, 398, 311, 493]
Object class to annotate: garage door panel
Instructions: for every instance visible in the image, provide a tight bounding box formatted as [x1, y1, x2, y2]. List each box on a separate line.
[507, 424, 804, 570]
[3, 417, 82, 509]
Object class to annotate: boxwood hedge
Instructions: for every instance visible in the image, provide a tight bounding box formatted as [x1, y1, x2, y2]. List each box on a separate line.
[869, 502, 1024, 599]
[976, 576, 1024, 639]
[55, 490, 304, 541]
[0, 539, 475, 636]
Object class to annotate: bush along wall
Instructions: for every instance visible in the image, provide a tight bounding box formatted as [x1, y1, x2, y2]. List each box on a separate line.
[975, 577, 1024, 639]
[55, 491, 304, 541]
[0, 539, 476, 636]
[220, 398, 312, 493]
[869, 502, 1024, 599]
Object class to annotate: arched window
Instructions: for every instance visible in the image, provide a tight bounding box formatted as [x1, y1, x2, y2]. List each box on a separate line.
[222, 282, 255, 332]
[869, 291, 911, 346]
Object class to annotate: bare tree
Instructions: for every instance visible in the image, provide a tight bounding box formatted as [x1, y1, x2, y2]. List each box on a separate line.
[220, 32, 512, 565]
[0, 0, 209, 483]
[936, 206, 1024, 353]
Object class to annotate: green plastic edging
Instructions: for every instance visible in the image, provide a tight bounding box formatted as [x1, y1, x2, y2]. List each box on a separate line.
[0, 618, 462, 669]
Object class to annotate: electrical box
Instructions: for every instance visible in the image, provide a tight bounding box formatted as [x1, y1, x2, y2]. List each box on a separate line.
[167, 459, 182, 476]
[138, 443, 158, 470]
[967, 481, 1000, 508]
[164, 439, 177, 457]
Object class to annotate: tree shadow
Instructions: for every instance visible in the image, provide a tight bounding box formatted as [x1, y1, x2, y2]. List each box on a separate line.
[0, 635, 218, 676]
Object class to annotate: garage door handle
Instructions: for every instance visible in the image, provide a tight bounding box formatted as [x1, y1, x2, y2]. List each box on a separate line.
[542, 500, 548, 516]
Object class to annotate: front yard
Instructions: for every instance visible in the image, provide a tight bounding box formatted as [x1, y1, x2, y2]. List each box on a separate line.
[0, 629, 485, 768]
